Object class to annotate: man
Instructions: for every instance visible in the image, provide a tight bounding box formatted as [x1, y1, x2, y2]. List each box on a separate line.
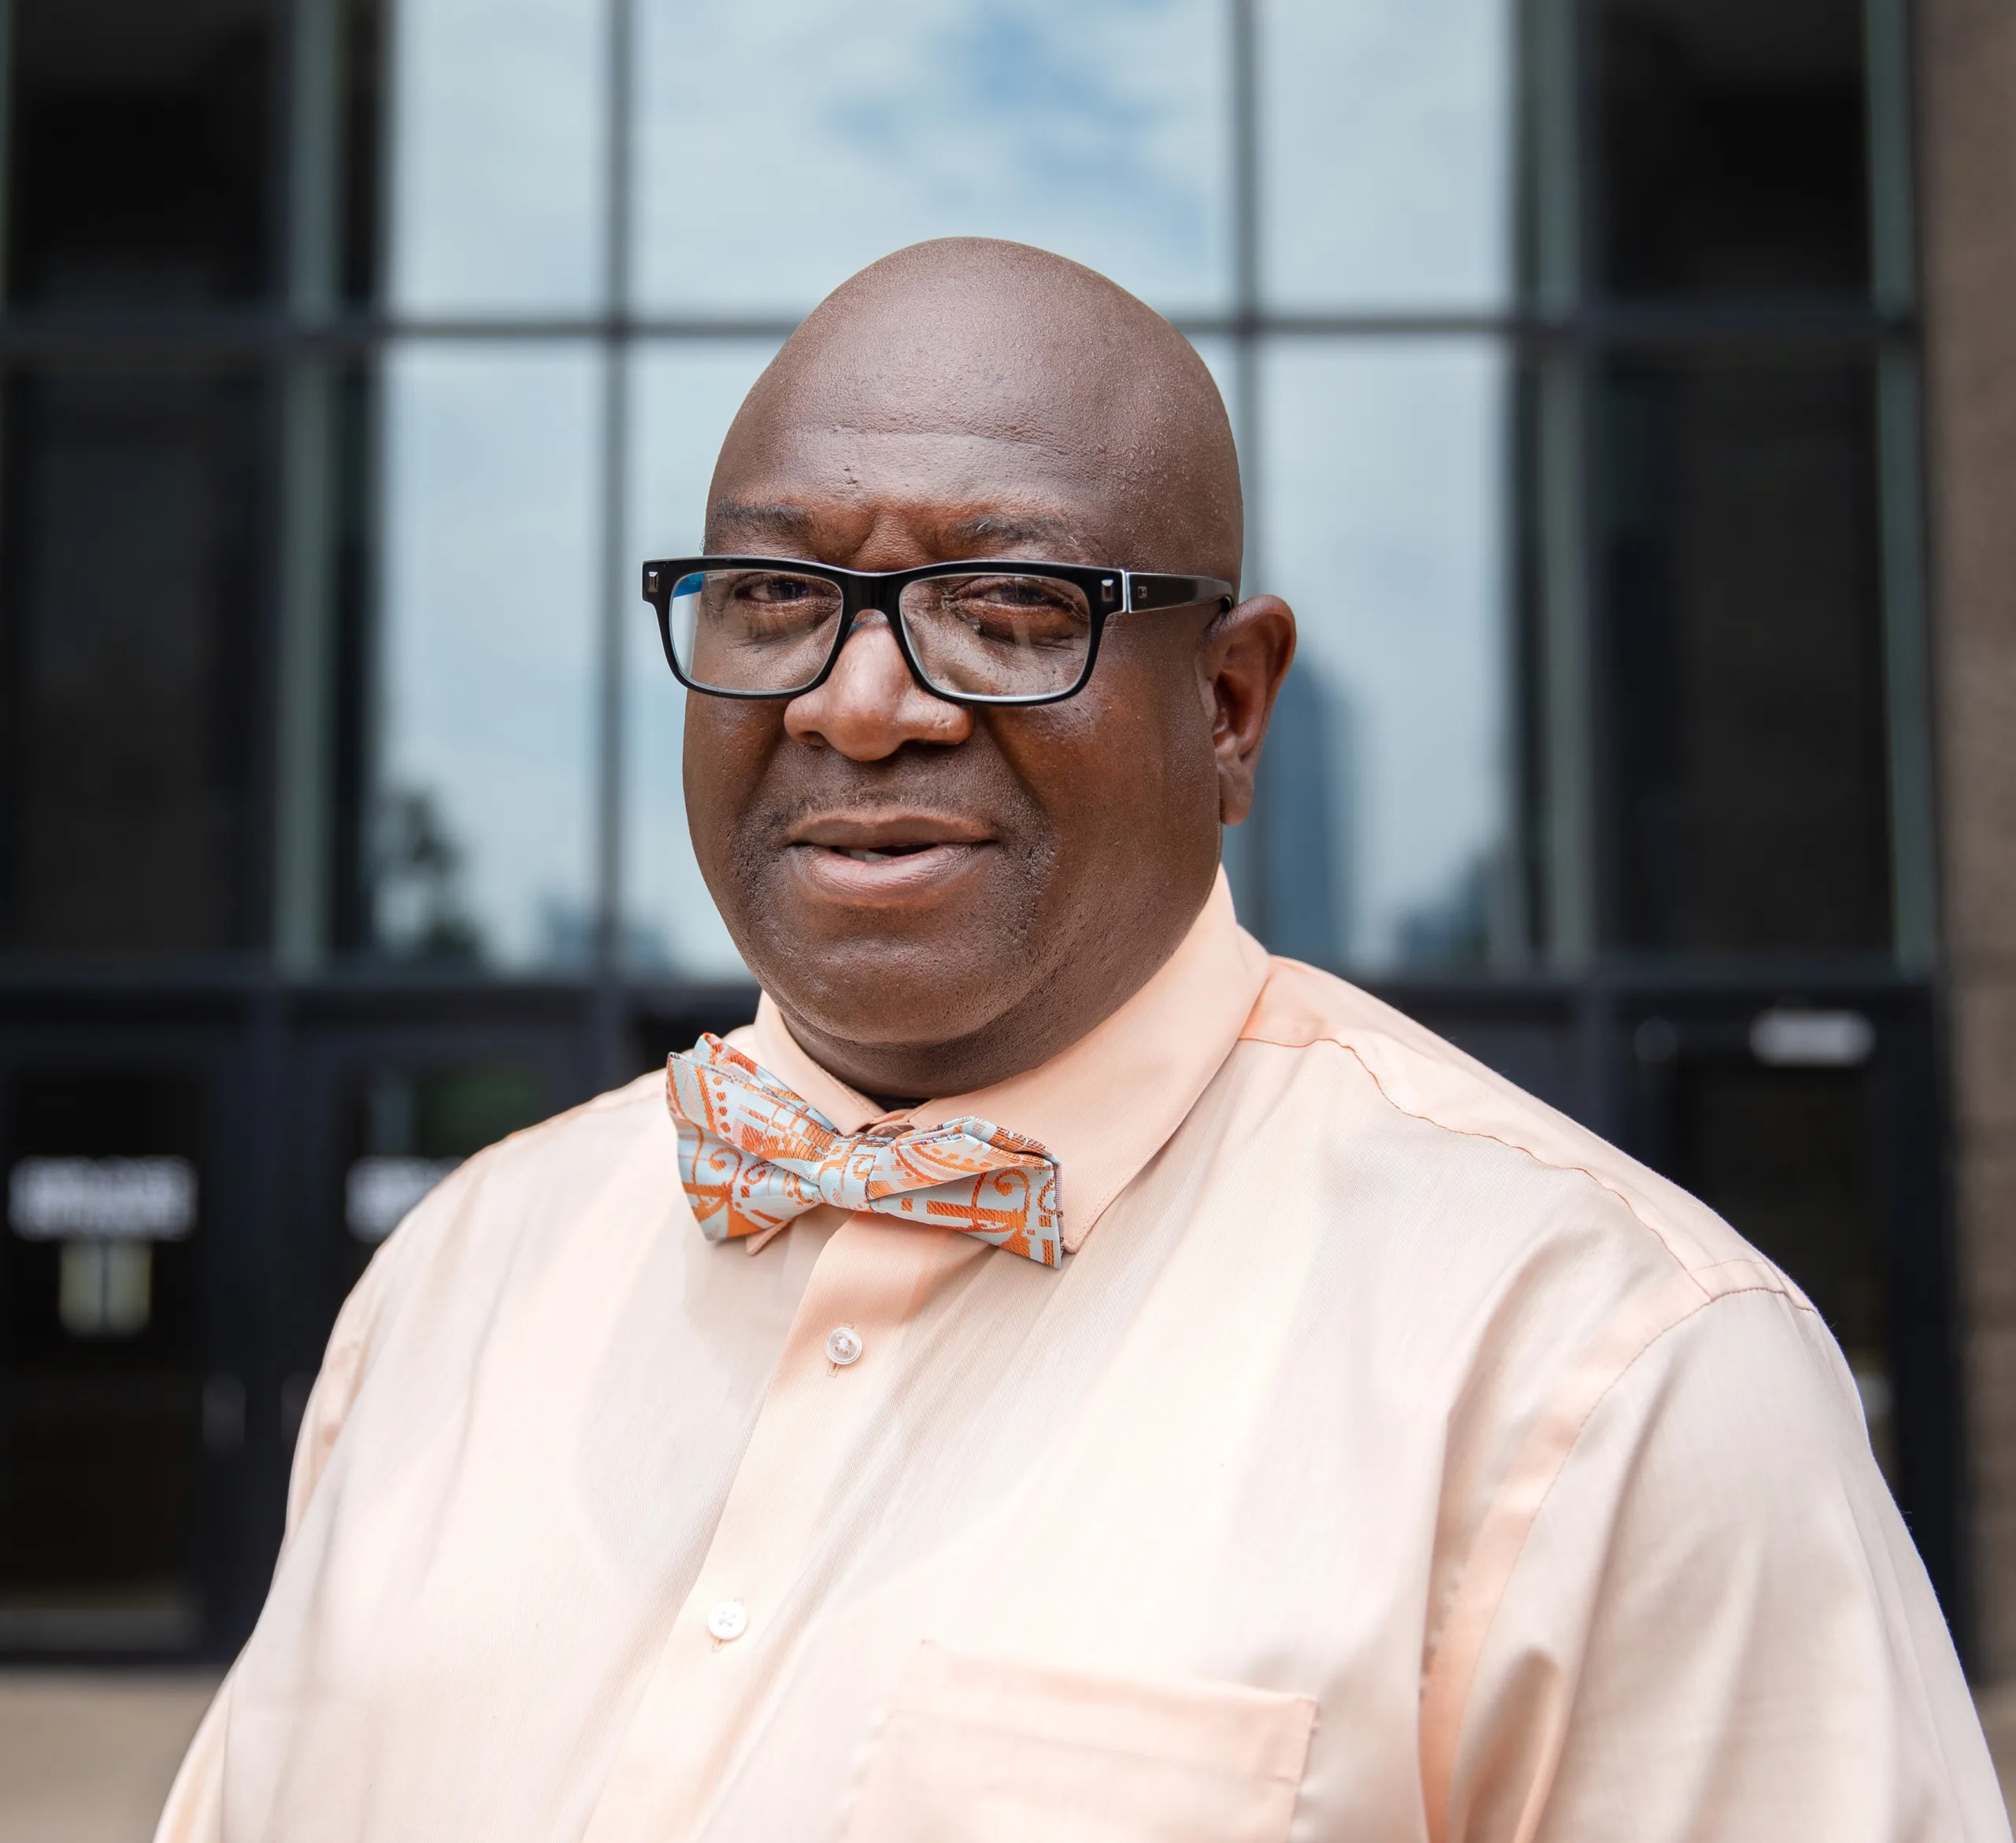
[160, 239, 2004, 1841]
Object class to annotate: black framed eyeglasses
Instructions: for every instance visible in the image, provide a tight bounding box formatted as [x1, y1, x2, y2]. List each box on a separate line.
[640, 556, 1236, 706]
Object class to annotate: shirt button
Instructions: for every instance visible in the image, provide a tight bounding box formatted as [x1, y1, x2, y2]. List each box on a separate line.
[706, 1600, 747, 1642]
[825, 1326, 864, 1367]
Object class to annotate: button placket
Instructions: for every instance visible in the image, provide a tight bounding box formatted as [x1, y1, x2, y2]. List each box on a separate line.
[580, 1215, 989, 1843]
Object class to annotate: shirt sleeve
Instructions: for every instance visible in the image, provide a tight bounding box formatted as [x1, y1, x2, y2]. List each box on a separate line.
[150, 1207, 419, 1843]
[280, 1239, 396, 1541]
[1440, 1284, 2009, 1843]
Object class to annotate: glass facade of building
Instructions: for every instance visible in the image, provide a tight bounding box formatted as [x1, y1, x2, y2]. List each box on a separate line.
[0, 0, 1959, 1664]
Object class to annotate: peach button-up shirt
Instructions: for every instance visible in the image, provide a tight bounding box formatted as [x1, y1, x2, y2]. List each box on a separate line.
[158, 877, 2006, 1843]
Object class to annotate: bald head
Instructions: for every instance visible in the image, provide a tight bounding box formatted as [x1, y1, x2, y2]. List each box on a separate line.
[710, 238, 1242, 586]
[680, 239, 1293, 1102]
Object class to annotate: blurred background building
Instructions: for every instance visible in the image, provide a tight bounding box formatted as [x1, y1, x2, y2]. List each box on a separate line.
[0, 0, 2011, 1747]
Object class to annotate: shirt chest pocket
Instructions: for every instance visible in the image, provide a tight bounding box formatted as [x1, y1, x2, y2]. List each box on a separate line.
[840, 1643, 1317, 1843]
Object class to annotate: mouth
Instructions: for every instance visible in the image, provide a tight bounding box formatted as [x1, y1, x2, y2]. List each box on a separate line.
[832, 844, 935, 864]
[786, 814, 995, 903]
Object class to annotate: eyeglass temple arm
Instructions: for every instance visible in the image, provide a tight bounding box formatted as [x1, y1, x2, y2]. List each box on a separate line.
[1123, 573, 1238, 614]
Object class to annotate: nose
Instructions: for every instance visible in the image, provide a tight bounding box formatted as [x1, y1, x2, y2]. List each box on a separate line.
[782, 610, 972, 759]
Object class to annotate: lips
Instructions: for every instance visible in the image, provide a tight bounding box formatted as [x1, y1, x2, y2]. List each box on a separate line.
[786, 813, 994, 903]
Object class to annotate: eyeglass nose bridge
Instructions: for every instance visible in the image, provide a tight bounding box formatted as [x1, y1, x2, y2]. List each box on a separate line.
[847, 579, 900, 619]
[823, 594, 932, 697]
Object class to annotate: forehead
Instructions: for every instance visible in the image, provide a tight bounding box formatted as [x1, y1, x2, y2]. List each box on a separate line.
[707, 422, 1124, 560]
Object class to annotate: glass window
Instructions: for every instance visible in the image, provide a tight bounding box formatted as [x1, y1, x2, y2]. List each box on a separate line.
[1262, 0, 1512, 310]
[1255, 339, 1511, 970]
[1592, 0, 1870, 298]
[1673, 1055, 1893, 1478]
[622, 341, 780, 978]
[1597, 354, 1890, 953]
[373, 344, 601, 970]
[0, 365, 266, 953]
[4, 0, 275, 306]
[2, 1070, 206, 1650]
[630, 0, 1232, 318]
[385, 0, 606, 313]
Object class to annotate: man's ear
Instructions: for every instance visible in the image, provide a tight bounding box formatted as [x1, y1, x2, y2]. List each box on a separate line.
[1199, 595, 1296, 826]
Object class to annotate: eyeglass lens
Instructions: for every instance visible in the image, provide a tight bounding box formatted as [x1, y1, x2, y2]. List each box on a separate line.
[669, 569, 1094, 699]
[671, 569, 843, 694]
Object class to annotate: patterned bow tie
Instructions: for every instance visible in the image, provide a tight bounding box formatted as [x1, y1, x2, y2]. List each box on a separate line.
[665, 1034, 1065, 1266]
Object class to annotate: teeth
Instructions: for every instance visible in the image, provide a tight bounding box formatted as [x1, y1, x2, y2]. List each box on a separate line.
[843, 848, 891, 862]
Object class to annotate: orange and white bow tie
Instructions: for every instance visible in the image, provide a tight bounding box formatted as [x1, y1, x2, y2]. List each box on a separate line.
[665, 1033, 1065, 1266]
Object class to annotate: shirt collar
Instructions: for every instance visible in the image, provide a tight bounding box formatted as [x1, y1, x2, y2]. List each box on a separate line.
[742, 867, 1270, 1255]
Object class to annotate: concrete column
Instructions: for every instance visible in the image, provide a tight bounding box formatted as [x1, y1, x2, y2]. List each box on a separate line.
[1919, 0, 2016, 1682]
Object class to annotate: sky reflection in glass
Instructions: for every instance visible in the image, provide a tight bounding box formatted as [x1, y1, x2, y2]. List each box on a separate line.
[632, 0, 1231, 317]
[387, 0, 605, 312]
[1257, 339, 1508, 970]
[377, 346, 600, 969]
[1263, 0, 1512, 310]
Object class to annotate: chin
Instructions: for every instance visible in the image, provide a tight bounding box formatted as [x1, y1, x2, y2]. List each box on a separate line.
[755, 925, 1031, 1058]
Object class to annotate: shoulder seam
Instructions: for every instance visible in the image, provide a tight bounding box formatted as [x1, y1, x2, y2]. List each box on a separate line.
[1242, 1027, 1784, 1289]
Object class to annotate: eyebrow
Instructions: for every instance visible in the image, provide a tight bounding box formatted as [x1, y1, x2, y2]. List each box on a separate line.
[704, 501, 1091, 558]
[706, 499, 818, 542]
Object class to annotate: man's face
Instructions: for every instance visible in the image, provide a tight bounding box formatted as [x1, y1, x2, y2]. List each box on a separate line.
[680, 267, 1291, 1100]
